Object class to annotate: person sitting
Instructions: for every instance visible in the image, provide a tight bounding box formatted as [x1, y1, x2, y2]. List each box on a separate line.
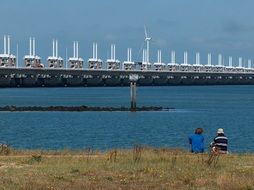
[211, 128, 228, 154]
[189, 128, 204, 153]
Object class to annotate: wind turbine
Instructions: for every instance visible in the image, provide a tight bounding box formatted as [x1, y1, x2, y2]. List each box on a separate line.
[144, 25, 151, 63]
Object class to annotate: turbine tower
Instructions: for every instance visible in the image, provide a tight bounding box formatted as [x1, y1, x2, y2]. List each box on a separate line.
[144, 26, 151, 64]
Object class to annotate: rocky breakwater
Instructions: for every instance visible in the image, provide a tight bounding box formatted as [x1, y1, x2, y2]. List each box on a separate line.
[0, 105, 173, 112]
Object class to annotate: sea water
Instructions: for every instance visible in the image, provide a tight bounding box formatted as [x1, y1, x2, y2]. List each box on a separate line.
[0, 85, 253, 153]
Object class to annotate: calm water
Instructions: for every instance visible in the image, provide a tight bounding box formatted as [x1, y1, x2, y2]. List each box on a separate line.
[0, 86, 254, 153]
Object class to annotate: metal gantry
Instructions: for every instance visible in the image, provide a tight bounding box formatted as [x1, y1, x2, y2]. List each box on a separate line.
[0, 35, 254, 74]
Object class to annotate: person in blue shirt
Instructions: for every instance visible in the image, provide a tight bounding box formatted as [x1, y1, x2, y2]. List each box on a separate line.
[189, 128, 204, 153]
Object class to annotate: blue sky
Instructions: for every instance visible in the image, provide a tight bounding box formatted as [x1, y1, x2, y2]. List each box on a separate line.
[1, 0, 254, 67]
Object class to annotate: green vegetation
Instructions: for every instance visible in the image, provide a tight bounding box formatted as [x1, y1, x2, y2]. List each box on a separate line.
[0, 147, 253, 190]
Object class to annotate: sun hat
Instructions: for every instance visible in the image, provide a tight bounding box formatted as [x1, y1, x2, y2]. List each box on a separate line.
[217, 128, 224, 134]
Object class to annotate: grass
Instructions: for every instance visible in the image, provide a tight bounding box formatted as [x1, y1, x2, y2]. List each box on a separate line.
[0, 147, 253, 190]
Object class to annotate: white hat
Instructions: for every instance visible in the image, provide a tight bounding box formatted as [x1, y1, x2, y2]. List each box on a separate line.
[217, 128, 224, 134]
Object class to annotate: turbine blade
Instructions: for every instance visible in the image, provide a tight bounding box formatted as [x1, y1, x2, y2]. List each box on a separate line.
[144, 25, 148, 38]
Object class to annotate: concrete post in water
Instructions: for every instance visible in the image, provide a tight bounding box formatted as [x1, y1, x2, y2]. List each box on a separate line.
[130, 82, 136, 111]
[129, 74, 139, 112]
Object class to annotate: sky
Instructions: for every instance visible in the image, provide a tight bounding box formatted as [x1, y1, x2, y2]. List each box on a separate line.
[1, 0, 254, 67]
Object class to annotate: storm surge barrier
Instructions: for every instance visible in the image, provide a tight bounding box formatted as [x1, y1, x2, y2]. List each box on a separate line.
[0, 68, 254, 87]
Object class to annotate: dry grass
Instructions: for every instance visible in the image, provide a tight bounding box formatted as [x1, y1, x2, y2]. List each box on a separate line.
[0, 147, 253, 190]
